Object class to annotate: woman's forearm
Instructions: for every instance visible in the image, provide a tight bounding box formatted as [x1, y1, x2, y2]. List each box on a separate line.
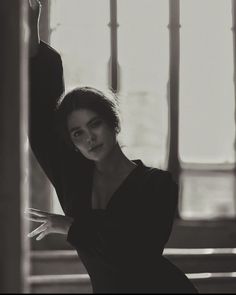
[29, 0, 41, 57]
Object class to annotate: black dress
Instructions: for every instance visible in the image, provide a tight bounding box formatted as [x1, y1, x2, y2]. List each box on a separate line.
[29, 41, 198, 294]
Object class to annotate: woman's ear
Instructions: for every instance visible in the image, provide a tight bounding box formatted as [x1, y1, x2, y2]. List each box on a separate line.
[74, 145, 79, 152]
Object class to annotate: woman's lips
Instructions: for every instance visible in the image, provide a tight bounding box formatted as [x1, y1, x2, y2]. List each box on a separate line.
[89, 144, 103, 152]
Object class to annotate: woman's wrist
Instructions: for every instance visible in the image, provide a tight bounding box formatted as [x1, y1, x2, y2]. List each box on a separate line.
[29, 0, 41, 57]
[29, 27, 40, 57]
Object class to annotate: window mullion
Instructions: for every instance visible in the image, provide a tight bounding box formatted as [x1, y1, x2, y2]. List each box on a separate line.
[109, 0, 119, 93]
[232, 0, 236, 169]
[168, 0, 180, 185]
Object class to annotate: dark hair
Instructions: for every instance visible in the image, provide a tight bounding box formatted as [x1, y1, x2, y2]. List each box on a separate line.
[55, 86, 121, 149]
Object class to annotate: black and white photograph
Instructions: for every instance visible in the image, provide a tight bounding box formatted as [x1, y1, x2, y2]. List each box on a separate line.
[1, 0, 236, 293]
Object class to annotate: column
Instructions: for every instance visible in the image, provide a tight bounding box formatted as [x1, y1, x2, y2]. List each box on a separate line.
[0, 1, 29, 292]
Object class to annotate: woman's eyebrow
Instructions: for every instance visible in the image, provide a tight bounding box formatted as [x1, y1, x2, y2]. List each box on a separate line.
[69, 126, 81, 133]
[69, 116, 100, 133]
[87, 116, 100, 125]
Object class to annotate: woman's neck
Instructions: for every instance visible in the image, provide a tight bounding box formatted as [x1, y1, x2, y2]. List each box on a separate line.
[94, 143, 136, 177]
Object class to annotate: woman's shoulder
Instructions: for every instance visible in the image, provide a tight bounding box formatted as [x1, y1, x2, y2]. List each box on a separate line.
[135, 160, 178, 194]
[135, 159, 174, 183]
[133, 160, 178, 205]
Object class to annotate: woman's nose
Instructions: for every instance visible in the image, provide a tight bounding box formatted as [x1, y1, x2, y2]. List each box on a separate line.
[86, 131, 96, 144]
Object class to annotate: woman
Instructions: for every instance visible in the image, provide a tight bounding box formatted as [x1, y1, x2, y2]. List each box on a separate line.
[27, 1, 198, 293]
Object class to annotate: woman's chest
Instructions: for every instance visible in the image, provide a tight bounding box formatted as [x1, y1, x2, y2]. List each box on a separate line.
[92, 176, 125, 210]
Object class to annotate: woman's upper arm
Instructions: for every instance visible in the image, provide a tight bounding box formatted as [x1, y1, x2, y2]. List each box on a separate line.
[120, 170, 178, 254]
[29, 41, 65, 186]
[145, 171, 178, 243]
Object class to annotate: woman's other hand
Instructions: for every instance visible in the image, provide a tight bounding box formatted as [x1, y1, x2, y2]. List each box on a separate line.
[28, 0, 41, 56]
[25, 208, 73, 241]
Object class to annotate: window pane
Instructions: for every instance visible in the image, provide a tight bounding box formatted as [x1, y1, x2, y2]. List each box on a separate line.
[180, 170, 236, 220]
[50, 0, 110, 90]
[179, 0, 235, 164]
[180, 0, 235, 220]
[118, 0, 169, 168]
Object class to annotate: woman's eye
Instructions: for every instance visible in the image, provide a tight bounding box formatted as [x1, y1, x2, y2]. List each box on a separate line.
[73, 130, 83, 138]
[91, 120, 102, 128]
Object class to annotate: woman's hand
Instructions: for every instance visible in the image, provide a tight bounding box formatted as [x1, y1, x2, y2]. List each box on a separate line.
[25, 208, 73, 241]
[28, 0, 42, 56]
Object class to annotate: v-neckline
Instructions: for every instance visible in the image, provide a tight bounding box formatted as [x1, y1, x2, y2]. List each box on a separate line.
[90, 159, 143, 211]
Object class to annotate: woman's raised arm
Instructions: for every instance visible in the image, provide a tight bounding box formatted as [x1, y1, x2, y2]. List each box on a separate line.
[28, 0, 92, 215]
[28, 0, 67, 194]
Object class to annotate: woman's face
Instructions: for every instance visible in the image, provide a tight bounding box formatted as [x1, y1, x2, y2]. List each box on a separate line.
[67, 108, 117, 162]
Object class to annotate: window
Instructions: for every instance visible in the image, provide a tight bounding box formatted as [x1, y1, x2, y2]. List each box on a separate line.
[48, 0, 236, 220]
[117, 0, 169, 168]
[179, 0, 235, 219]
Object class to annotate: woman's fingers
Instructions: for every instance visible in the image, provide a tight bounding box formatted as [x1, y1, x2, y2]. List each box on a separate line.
[29, 0, 41, 10]
[25, 208, 57, 240]
[26, 207, 47, 213]
[36, 230, 48, 241]
[27, 222, 47, 238]
[25, 208, 50, 217]
[25, 208, 49, 223]
[25, 215, 47, 223]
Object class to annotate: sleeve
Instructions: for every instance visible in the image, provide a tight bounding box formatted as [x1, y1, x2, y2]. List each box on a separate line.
[29, 41, 94, 216]
[29, 41, 65, 187]
[134, 171, 178, 252]
[67, 171, 178, 259]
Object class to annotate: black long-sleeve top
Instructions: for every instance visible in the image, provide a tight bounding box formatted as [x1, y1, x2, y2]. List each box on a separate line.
[29, 41, 197, 293]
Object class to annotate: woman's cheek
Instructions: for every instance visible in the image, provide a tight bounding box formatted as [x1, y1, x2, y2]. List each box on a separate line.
[72, 137, 84, 151]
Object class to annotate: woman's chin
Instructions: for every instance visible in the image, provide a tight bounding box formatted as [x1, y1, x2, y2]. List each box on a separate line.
[85, 152, 105, 162]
